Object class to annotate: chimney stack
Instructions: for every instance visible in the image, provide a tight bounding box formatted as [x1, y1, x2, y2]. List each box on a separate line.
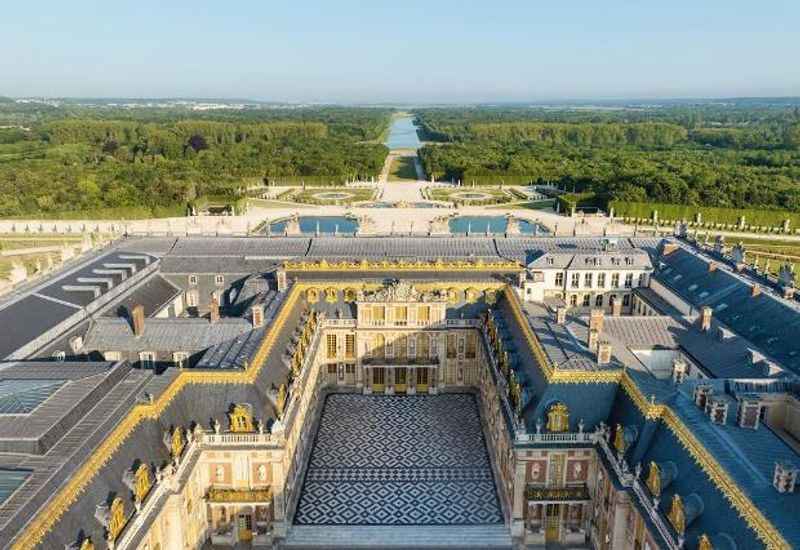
[209, 294, 220, 323]
[131, 304, 145, 337]
[556, 306, 567, 325]
[251, 304, 264, 328]
[588, 329, 599, 352]
[597, 342, 612, 366]
[276, 268, 288, 293]
[589, 308, 605, 334]
[700, 306, 713, 332]
[751, 284, 761, 298]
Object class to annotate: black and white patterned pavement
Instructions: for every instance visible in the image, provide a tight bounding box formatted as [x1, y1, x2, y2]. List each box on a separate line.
[294, 394, 503, 525]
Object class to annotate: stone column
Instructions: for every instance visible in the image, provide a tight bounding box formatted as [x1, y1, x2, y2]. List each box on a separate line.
[510, 456, 527, 540]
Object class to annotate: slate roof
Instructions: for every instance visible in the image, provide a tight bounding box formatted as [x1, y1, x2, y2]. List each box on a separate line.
[306, 236, 499, 259]
[657, 245, 800, 376]
[527, 249, 652, 271]
[83, 317, 252, 352]
[102, 273, 181, 317]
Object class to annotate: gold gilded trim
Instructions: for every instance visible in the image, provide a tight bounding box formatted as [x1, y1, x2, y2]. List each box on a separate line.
[284, 258, 521, 272]
[10, 281, 790, 550]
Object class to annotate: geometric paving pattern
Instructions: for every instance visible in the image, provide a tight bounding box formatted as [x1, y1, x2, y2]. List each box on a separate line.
[294, 394, 503, 525]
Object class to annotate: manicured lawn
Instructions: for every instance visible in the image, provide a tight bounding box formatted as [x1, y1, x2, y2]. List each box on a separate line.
[388, 157, 418, 181]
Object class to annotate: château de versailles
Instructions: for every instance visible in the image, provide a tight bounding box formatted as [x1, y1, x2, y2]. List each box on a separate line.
[0, 232, 798, 550]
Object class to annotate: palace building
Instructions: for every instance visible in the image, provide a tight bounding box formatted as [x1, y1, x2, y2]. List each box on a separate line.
[0, 235, 798, 549]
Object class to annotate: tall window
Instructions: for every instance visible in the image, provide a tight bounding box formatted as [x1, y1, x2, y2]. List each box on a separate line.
[555, 272, 564, 287]
[447, 334, 457, 358]
[595, 295, 604, 307]
[373, 306, 385, 325]
[397, 335, 408, 358]
[584, 273, 593, 288]
[570, 294, 578, 307]
[465, 333, 477, 359]
[623, 294, 631, 307]
[395, 306, 408, 326]
[345, 334, 355, 359]
[582, 294, 591, 307]
[597, 273, 606, 288]
[418, 305, 430, 323]
[326, 334, 337, 359]
[417, 334, 429, 359]
[373, 334, 385, 358]
[571, 273, 580, 288]
[625, 273, 634, 288]
[639, 273, 647, 287]
[611, 273, 620, 289]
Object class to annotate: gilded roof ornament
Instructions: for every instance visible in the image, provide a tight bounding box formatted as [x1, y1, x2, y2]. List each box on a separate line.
[546, 402, 569, 432]
[668, 494, 686, 535]
[646, 461, 661, 497]
[133, 463, 151, 504]
[229, 403, 255, 433]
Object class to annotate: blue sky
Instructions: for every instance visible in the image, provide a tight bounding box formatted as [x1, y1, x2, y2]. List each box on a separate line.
[2, 1, 799, 102]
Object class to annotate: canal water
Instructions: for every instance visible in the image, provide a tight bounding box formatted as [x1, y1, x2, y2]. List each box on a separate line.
[385, 115, 422, 150]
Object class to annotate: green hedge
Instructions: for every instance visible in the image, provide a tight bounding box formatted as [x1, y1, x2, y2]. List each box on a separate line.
[557, 193, 605, 213]
[610, 201, 800, 227]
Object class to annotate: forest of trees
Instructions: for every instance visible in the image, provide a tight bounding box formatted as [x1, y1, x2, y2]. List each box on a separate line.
[416, 104, 800, 212]
[0, 105, 391, 217]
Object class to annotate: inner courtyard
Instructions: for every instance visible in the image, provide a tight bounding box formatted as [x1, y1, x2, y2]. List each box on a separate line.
[294, 393, 503, 526]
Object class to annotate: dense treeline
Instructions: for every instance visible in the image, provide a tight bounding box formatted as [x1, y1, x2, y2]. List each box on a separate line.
[417, 104, 800, 212]
[0, 106, 391, 217]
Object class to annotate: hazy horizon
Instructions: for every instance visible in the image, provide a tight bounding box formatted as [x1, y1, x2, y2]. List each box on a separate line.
[3, 1, 799, 102]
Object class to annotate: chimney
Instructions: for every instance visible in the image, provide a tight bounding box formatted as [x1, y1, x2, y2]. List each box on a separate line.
[751, 284, 761, 298]
[700, 306, 713, 332]
[589, 308, 604, 334]
[276, 268, 288, 293]
[251, 304, 264, 328]
[587, 329, 599, 352]
[597, 342, 612, 366]
[131, 304, 145, 337]
[209, 294, 220, 323]
[556, 306, 567, 325]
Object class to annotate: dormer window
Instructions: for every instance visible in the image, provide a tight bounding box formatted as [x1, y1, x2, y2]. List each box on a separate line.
[215, 274, 225, 286]
[773, 462, 799, 493]
[694, 385, 712, 409]
[52, 350, 66, 362]
[738, 399, 761, 429]
[188, 274, 198, 286]
[705, 398, 728, 425]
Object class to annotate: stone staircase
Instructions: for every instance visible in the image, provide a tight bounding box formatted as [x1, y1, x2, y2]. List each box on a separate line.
[282, 524, 513, 549]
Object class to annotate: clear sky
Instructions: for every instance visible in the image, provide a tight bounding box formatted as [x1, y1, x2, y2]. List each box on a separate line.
[2, 0, 799, 102]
